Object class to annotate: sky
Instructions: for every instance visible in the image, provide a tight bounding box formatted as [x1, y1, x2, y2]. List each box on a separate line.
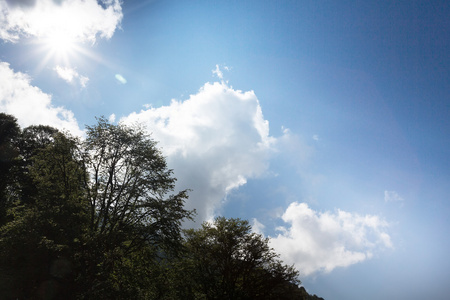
[0, 0, 449, 299]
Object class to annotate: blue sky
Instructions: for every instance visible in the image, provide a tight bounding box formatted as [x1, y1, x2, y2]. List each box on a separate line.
[1, 0, 449, 299]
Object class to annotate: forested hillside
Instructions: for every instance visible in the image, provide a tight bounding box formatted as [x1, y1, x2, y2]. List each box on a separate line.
[0, 113, 323, 300]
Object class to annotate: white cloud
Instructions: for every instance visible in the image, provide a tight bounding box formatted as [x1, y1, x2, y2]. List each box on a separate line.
[54, 65, 76, 82]
[268, 202, 392, 276]
[122, 81, 276, 222]
[212, 64, 224, 79]
[54, 65, 89, 87]
[252, 218, 265, 235]
[0, 0, 122, 44]
[79, 75, 89, 87]
[212, 64, 230, 80]
[384, 190, 404, 202]
[108, 113, 116, 123]
[0, 61, 83, 135]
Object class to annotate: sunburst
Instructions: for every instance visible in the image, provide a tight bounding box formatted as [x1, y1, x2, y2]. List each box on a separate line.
[33, 28, 87, 74]
[46, 30, 76, 56]
[31, 15, 113, 74]
[40, 27, 79, 64]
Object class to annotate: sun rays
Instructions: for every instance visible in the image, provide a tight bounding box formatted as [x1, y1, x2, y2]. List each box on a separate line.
[1, 0, 123, 75]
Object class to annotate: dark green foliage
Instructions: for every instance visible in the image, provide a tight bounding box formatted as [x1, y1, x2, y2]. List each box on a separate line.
[0, 116, 194, 299]
[0, 113, 20, 172]
[19, 125, 59, 161]
[0, 119, 72, 299]
[74, 117, 194, 298]
[83, 118, 191, 251]
[3, 124, 61, 212]
[0, 113, 20, 225]
[298, 287, 325, 300]
[180, 217, 303, 300]
[0, 130, 83, 298]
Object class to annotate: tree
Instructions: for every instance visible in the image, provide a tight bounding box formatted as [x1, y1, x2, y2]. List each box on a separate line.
[182, 217, 301, 300]
[0, 117, 194, 299]
[0, 113, 20, 178]
[0, 118, 73, 298]
[0, 130, 86, 299]
[0, 113, 20, 225]
[75, 117, 194, 297]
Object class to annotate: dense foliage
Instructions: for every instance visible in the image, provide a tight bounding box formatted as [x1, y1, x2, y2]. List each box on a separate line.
[0, 113, 323, 300]
[181, 217, 304, 299]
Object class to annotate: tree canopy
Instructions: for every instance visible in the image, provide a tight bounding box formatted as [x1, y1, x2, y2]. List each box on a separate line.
[180, 217, 303, 300]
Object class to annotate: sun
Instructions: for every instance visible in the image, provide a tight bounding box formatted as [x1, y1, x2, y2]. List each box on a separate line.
[43, 29, 77, 58]
[34, 27, 98, 75]
[47, 32, 75, 55]
[33, 24, 87, 70]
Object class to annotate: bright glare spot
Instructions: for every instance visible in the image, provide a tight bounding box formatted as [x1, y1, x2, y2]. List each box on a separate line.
[36, 13, 83, 65]
[44, 29, 77, 56]
[115, 74, 127, 84]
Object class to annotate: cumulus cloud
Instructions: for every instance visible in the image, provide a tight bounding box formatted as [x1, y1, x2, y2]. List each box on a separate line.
[0, 61, 83, 135]
[268, 202, 392, 276]
[122, 81, 276, 222]
[54, 65, 89, 87]
[0, 0, 122, 43]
